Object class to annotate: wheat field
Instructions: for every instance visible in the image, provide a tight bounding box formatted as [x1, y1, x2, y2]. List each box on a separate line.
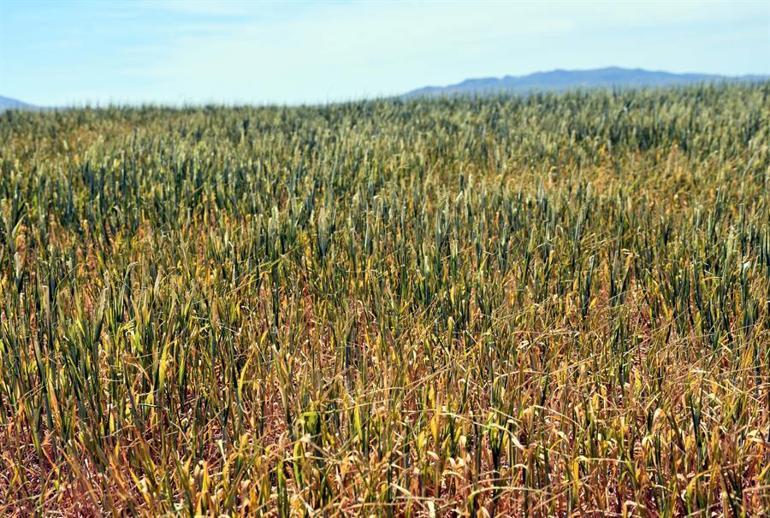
[1, 84, 769, 515]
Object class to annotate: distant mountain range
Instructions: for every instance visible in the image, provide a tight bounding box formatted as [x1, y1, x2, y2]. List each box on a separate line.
[403, 67, 768, 98]
[3, 68, 768, 109]
[0, 95, 38, 111]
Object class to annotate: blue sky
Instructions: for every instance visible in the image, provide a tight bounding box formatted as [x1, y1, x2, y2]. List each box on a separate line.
[1, 0, 768, 106]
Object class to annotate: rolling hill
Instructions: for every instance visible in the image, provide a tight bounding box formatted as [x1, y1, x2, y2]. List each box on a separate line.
[404, 67, 767, 98]
[0, 95, 38, 111]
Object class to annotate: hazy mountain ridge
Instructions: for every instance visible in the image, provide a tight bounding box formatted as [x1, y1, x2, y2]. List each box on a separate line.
[404, 67, 768, 98]
[3, 68, 768, 109]
[0, 95, 38, 111]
